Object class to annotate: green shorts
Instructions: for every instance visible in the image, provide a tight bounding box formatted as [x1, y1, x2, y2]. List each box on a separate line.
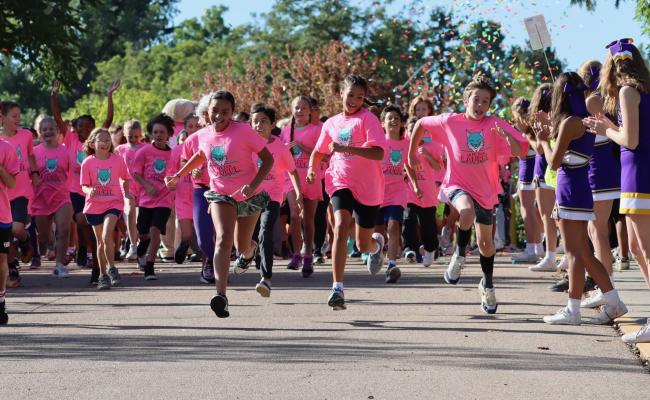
[204, 190, 270, 217]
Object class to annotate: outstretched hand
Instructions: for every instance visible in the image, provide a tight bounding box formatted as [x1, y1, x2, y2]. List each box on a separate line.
[107, 79, 121, 96]
[51, 80, 61, 96]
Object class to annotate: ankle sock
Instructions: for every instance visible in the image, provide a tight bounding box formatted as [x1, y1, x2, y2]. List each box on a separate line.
[332, 282, 343, 291]
[567, 298, 580, 314]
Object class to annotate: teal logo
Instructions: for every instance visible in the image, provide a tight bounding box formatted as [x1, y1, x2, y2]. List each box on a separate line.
[45, 158, 57, 173]
[256, 158, 263, 168]
[389, 149, 402, 166]
[466, 131, 484, 152]
[338, 127, 352, 146]
[423, 136, 432, 144]
[76, 150, 85, 165]
[211, 145, 226, 166]
[291, 147, 301, 157]
[97, 168, 111, 186]
[15, 147, 22, 160]
[153, 159, 166, 174]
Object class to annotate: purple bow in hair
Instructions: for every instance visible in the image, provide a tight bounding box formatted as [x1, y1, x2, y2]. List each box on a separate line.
[563, 81, 589, 117]
[521, 99, 530, 113]
[588, 66, 600, 91]
[606, 38, 634, 63]
[541, 88, 550, 97]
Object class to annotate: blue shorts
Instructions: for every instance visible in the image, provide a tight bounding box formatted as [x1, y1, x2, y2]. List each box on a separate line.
[85, 209, 121, 226]
[70, 192, 86, 215]
[376, 205, 404, 225]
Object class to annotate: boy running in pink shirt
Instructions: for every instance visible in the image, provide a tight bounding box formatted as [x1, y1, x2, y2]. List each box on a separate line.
[0, 137, 19, 324]
[307, 75, 387, 310]
[408, 75, 527, 314]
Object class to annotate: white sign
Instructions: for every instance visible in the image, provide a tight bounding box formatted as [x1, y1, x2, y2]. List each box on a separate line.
[524, 15, 552, 51]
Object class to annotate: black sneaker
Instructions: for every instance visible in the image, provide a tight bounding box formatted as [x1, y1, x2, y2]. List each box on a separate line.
[233, 243, 258, 275]
[174, 241, 190, 264]
[327, 288, 346, 310]
[549, 275, 569, 292]
[210, 294, 230, 318]
[0, 301, 8, 325]
[144, 263, 157, 281]
[200, 261, 215, 284]
[584, 276, 597, 293]
[90, 267, 100, 286]
[188, 253, 202, 263]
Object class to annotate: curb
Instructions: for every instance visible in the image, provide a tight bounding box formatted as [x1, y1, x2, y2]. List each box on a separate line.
[615, 316, 650, 363]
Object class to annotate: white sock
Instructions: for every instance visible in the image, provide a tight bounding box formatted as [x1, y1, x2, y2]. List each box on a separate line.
[610, 274, 615, 285]
[603, 288, 621, 304]
[525, 243, 535, 254]
[567, 298, 581, 314]
[545, 251, 556, 261]
[262, 278, 271, 285]
[332, 282, 343, 291]
[535, 242, 544, 254]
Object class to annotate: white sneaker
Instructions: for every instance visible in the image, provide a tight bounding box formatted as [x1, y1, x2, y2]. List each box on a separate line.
[404, 250, 416, 263]
[529, 256, 556, 272]
[556, 244, 565, 254]
[255, 279, 271, 298]
[589, 300, 628, 325]
[556, 255, 568, 271]
[581, 289, 605, 308]
[126, 245, 137, 261]
[615, 256, 630, 271]
[52, 263, 69, 278]
[622, 322, 650, 344]
[422, 250, 434, 267]
[543, 308, 581, 325]
[511, 251, 538, 264]
[478, 279, 497, 314]
[444, 254, 465, 284]
[366, 233, 385, 275]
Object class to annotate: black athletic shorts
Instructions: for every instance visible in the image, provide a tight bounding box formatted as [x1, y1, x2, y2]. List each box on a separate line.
[330, 189, 379, 229]
[0, 224, 11, 254]
[10, 196, 30, 225]
[137, 207, 172, 235]
[448, 189, 495, 226]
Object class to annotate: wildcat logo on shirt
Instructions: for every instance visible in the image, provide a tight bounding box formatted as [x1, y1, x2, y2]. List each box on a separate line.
[76, 150, 85, 165]
[209, 144, 241, 177]
[338, 127, 352, 146]
[291, 147, 301, 158]
[461, 130, 488, 165]
[211, 145, 227, 166]
[153, 159, 166, 174]
[389, 149, 402, 166]
[97, 168, 111, 186]
[45, 158, 57, 173]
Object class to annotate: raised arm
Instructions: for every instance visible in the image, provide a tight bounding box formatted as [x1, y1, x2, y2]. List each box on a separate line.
[102, 80, 121, 129]
[50, 80, 68, 136]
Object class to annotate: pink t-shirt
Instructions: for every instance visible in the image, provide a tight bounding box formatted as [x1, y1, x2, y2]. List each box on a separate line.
[170, 145, 193, 219]
[132, 144, 174, 209]
[115, 143, 144, 201]
[63, 129, 86, 195]
[280, 123, 323, 200]
[406, 141, 443, 208]
[0, 140, 19, 224]
[181, 132, 210, 189]
[80, 153, 129, 214]
[255, 137, 296, 203]
[314, 108, 387, 206]
[1, 129, 34, 202]
[31, 144, 71, 216]
[419, 113, 527, 209]
[196, 122, 267, 201]
[380, 136, 409, 208]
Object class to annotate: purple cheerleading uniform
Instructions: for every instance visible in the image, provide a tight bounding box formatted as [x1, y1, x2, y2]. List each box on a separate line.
[588, 136, 621, 200]
[619, 89, 650, 214]
[556, 129, 595, 221]
[518, 148, 536, 189]
[533, 153, 552, 189]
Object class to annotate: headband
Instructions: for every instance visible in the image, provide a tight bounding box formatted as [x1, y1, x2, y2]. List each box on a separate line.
[563, 81, 589, 117]
[606, 38, 634, 63]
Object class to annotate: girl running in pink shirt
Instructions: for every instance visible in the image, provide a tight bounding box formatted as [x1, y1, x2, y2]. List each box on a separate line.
[307, 75, 387, 310]
[81, 128, 132, 290]
[280, 96, 323, 275]
[169, 128, 195, 265]
[409, 75, 527, 314]
[32, 117, 73, 278]
[166, 91, 273, 318]
[0, 137, 18, 324]
[132, 114, 175, 280]
[375, 105, 409, 283]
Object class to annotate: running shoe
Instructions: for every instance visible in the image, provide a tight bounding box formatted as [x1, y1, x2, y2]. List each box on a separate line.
[385, 261, 401, 284]
[7, 266, 21, 288]
[108, 266, 121, 286]
[444, 254, 465, 285]
[302, 255, 314, 278]
[511, 251, 538, 264]
[255, 279, 271, 298]
[556, 244, 565, 254]
[543, 308, 581, 325]
[622, 322, 650, 344]
[583, 276, 597, 293]
[200, 261, 215, 284]
[29, 256, 41, 269]
[174, 241, 190, 264]
[52, 263, 69, 278]
[556, 255, 568, 271]
[478, 279, 498, 314]
[421, 249, 434, 268]
[529, 256, 556, 272]
[18, 239, 32, 264]
[125, 245, 137, 261]
[233, 243, 258, 275]
[210, 294, 229, 318]
[144, 264, 157, 281]
[97, 274, 111, 290]
[287, 253, 302, 270]
[314, 254, 326, 265]
[46, 249, 56, 261]
[589, 300, 628, 325]
[580, 289, 605, 308]
[404, 249, 416, 264]
[549, 275, 569, 292]
[0, 301, 7, 325]
[327, 288, 346, 310]
[188, 253, 202, 263]
[366, 233, 385, 275]
[615, 256, 630, 271]
[137, 256, 146, 271]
